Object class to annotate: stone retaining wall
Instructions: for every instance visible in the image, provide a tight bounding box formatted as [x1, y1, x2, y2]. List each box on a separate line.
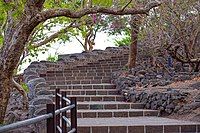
[111, 68, 200, 115]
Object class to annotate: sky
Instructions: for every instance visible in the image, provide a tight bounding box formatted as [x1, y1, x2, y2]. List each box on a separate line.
[48, 32, 116, 56]
[19, 32, 116, 73]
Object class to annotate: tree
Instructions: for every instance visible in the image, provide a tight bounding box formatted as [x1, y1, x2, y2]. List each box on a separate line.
[101, 0, 161, 68]
[71, 14, 101, 51]
[127, 15, 141, 68]
[104, 0, 200, 71]
[142, 0, 200, 71]
[0, 0, 161, 123]
[163, 0, 200, 71]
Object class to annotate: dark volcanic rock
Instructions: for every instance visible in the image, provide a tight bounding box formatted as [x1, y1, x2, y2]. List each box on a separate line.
[189, 82, 200, 90]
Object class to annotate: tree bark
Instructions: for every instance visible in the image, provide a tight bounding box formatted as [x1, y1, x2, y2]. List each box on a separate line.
[0, 73, 11, 124]
[0, 0, 45, 123]
[127, 15, 140, 69]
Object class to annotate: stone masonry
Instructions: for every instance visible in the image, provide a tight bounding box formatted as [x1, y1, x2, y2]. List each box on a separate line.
[23, 46, 200, 133]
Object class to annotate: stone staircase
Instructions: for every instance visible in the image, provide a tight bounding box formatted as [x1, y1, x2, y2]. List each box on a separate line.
[39, 54, 199, 133]
[25, 47, 199, 133]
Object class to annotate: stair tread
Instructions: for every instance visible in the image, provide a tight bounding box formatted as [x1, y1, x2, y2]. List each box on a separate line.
[67, 95, 122, 97]
[50, 83, 115, 86]
[77, 101, 142, 104]
[50, 89, 118, 91]
[78, 117, 200, 126]
[77, 109, 157, 112]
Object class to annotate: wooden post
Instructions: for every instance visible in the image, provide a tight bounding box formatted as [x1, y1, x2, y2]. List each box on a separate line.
[55, 88, 60, 133]
[62, 91, 67, 133]
[47, 104, 55, 133]
[70, 97, 77, 133]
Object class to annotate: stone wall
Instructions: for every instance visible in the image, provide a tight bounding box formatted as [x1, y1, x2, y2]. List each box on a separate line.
[111, 65, 200, 115]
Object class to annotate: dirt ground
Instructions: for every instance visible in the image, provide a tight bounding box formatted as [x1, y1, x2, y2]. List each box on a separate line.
[165, 77, 200, 122]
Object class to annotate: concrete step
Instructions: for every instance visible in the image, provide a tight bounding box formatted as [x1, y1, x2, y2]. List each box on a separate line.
[47, 79, 111, 85]
[66, 95, 124, 102]
[77, 117, 200, 133]
[75, 66, 124, 70]
[45, 67, 121, 75]
[45, 76, 111, 80]
[50, 84, 116, 90]
[77, 101, 144, 110]
[72, 109, 158, 118]
[43, 72, 112, 77]
[50, 89, 119, 95]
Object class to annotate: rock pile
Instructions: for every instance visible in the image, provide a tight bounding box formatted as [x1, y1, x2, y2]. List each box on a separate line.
[111, 66, 200, 115]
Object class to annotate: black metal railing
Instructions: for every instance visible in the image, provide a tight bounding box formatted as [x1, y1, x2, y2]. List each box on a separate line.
[0, 88, 77, 133]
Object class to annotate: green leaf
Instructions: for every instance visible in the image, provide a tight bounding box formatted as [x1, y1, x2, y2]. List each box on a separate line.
[0, 34, 4, 45]
[93, 0, 113, 7]
[21, 83, 29, 93]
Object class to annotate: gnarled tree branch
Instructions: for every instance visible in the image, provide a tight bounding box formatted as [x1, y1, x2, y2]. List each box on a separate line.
[31, 1, 161, 25]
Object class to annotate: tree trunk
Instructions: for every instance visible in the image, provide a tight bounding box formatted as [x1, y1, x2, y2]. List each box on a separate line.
[0, 73, 11, 124]
[0, 2, 42, 122]
[127, 15, 140, 69]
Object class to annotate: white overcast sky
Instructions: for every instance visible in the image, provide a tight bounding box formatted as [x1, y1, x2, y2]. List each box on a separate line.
[48, 32, 116, 56]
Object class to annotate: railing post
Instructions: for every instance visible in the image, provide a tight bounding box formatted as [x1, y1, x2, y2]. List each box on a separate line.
[55, 88, 60, 133]
[47, 104, 55, 133]
[62, 91, 67, 133]
[70, 97, 77, 133]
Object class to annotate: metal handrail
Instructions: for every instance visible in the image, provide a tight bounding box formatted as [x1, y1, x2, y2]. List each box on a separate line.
[0, 89, 77, 133]
[55, 104, 75, 115]
[57, 93, 71, 104]
[68, 128, 76, 133]
[56, 126, 62, 133]
[57, 93, 62, 97]
[0, 104, 75, 133]
[63, 97, 71, 104]
[62, 116, 71, 127]
[0, 114, 52, 132]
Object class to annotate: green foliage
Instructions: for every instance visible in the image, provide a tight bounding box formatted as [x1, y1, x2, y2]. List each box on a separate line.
[47, 54, 58, 62]
[112, 26, 131, 46]
[21, 83, 29, 93]
[27, 45, 48, 59]
[0, 1, 13, 11]
[0, 34, 3, 45]
[122, 65, 128, 71]
[44, 0, 81, 10]
[93, 0, 113, 7]
[114, 36, 131, 46]
[0, 0, 25, 19]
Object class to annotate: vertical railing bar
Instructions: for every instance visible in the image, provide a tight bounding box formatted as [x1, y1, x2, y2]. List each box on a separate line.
[70, 97, 77, 133]
[62, 116, 71, 127]
[68, 128, 76, 133]
[62, 91, 67, 133]
[47, 104, 55, 133]
[56, 88, 60, 133]
[56, 126, 62, 133]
